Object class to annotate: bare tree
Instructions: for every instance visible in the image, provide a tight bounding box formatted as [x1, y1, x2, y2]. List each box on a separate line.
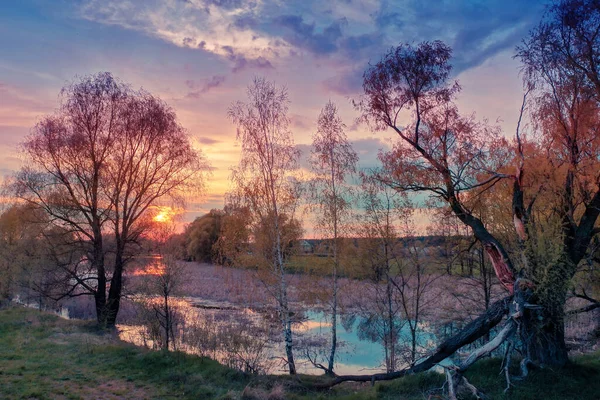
[137, 254, 183, 351]
[13, 72, 208, 327]
[137, 216, 185, 351]
[14, 73, 122, 325]
[103, 88, 207, 327]
[228, 77, 302, 374]
[309, 101, 358, 374]
[357, 172, 437, 370]
[356, 173, 407, 373]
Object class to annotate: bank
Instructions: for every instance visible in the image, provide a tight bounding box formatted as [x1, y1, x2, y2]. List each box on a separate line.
[1, 305, 598, 399]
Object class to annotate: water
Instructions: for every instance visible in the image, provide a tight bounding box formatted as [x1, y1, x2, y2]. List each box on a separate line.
[118, 296, 441, 375]
[295, 310, 387, 374]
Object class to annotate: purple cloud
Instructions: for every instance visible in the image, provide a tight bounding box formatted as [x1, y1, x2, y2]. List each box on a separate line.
[322, 68, 363, 96]
[186, 75, 226, 97]
[275, 14, 345, 55]
[197, 136, 222, 145]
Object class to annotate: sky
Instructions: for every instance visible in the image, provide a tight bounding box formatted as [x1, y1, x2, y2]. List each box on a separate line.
[0, 0, 547, 233]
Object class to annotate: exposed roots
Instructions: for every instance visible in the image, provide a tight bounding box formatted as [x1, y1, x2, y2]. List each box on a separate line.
[500, 340, 513, 393]
[445, 367, 487, 400]
[443, 319, 517, 399]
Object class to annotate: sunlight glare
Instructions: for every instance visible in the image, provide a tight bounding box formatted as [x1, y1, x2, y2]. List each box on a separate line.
[153, 207, 173, 223]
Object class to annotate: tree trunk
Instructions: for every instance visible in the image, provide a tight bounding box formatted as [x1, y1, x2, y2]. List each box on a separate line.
[94, 287, 107, 326]
[93, 238, 107, 326]
[105, 250, 124, 328]
[518, 252, 574, 368]
[327, 274, 338, 374]
[308, 296, 511, 388]
[521, 301, 569, 367]
[164, 291, 171, 351]
[386, 278, 396, 372]
[282, 304, 296, 375]
[327, 235, 339, 375]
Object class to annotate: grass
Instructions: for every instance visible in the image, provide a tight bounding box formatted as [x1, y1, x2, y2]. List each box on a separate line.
[1, 305, 599, 399]
[0, 305, 248, 399]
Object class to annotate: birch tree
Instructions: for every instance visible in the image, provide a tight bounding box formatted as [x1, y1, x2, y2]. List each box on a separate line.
[309, 101, 358, 374]
[357, 173, 407, 373]
[228, 77, 302, 374]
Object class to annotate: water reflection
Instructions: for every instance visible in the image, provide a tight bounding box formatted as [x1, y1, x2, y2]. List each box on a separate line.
[118, 296, 439, 375]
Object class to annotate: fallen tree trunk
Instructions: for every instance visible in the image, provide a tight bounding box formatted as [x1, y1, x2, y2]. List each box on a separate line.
[307, 295, 511, 388]
[457, 319, 516, 371]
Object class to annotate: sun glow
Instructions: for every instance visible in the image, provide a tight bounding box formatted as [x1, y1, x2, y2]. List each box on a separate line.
[152, 206, 175, 223]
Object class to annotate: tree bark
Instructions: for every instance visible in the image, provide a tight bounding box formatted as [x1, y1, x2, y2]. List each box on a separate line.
[105, 246, 125, 328]
[92, 235, 107, 326]
[520, 295, 569, 367]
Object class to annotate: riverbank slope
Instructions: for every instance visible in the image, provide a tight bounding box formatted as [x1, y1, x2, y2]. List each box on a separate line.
[1, 305, 598, 400]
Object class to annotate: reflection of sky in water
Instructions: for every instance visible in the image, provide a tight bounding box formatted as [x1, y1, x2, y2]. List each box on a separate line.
[301, 310, 384, 370]
[118, 296, 445, 376]
[295, 310, 441, 374]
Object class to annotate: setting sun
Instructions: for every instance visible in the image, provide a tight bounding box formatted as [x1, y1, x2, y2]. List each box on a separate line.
[152, 207, 175, 224]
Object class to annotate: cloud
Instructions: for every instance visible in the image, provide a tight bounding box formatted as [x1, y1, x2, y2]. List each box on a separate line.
[219, 46, 274, 73]
[78, 0, 546, 81]
[322, 67, 364, 96]
[79, 0, 291, 71]
[290, 113, 314, 132]
[374, 0, 546, 75]
[186, 74, 226, 97]
[231, 15, 258, 30]
[352, 137, 391, 169]
[197, 136, 222, 145]
[204, 0, 245, 10]
[274, 14, 345, 55]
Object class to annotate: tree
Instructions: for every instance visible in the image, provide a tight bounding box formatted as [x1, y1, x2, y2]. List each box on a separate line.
[214, 203, 252, 267]
[357, 172, 436, 370]
[327, 32, 598, 393]
[360, 39, 559, 376]
[309, 34, 600, 392]
[138, 219, 184, 351]
[13, 72, 208, 327]
[228, 77, 302, 374]
[309, 101, 358, 374]
[356, 173, 407, 373]
[105, 89, 206, 327]
[184, 209, 225, 262]
[516, 0, 600, 321]
[0, 204, 48, 302]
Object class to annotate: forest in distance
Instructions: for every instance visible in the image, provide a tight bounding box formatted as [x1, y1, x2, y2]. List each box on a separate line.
[1, 0, 600, 399]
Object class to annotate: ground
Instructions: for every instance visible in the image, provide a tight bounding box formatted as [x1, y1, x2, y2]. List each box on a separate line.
[1, 305, 599, 399]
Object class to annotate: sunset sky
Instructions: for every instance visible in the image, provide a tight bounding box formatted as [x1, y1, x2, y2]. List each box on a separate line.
[0, 0, 547, 231]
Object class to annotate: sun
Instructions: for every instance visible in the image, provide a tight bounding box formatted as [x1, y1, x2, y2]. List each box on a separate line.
[153, 207, 173, 223]
[154, 212, 169, 223]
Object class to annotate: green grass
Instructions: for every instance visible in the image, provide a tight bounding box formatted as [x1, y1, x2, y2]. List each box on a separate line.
[1, 305, 599, 399]
[0, 306, 249, 399]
